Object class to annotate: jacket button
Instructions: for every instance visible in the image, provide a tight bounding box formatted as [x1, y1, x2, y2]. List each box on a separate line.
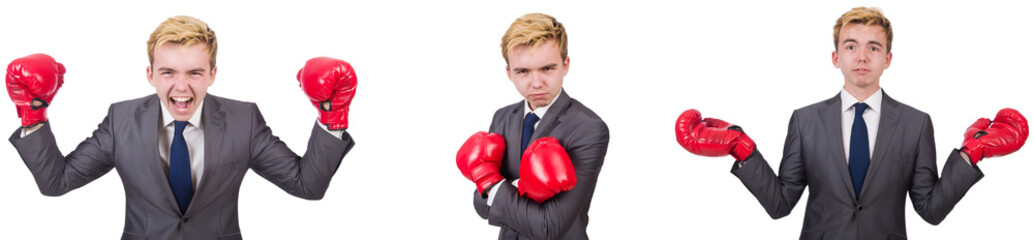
[856, 205, 864, 211]
[182, 217, 189, 223]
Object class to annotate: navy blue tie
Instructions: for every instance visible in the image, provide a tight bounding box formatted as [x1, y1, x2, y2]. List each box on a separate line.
[848, 103, 870, 199]
[520, 112, 540, 154]
[169, 120, 193, 214]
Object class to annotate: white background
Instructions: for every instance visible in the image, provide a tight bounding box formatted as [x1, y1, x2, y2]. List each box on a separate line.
[2, 0, 1032, 239]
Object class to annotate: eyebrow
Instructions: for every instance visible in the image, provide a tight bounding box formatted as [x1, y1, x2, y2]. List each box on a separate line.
[841, 39, 884, 47]
[512, 63, 559, 71]
[157, 67, 208, 72]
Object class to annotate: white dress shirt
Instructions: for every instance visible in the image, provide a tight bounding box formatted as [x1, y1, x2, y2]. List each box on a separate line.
[159, 100, 207, 190]
[841, 88, 882, 163]
[486, 94, 560, 206]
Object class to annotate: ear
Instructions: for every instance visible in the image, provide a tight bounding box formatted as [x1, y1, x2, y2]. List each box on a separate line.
[561, 56, 570, 77]
[883, 52, 892, 69]
[505, 65, 514, 82]
[208, 66, 217, 86]
[831, 50, 840, 69]
[147, 66, 156, 87]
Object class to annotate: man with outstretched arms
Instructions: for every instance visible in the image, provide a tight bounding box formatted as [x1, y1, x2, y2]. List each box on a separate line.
[7, 16, 357, 239]
[674, 7, 1028, 239]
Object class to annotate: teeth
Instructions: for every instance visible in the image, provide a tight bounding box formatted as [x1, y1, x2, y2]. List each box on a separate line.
[171, 97, 192, 102]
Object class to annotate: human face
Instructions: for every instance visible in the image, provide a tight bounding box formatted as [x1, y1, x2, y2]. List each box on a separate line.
[147, 43, 215, 121]
[833, 23, 892, 93]
[506, 39, 569, 110]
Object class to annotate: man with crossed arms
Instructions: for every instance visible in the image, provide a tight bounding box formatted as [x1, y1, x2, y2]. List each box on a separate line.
[456, 13, 610, 240]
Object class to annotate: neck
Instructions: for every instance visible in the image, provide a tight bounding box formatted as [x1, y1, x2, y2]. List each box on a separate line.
[844, 84, 879, 102]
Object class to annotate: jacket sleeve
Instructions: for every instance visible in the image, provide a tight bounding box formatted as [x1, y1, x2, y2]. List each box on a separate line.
[731, 110, 808, 219]
[9, 105, 117, 196]
[248, 104, 355, 200]
[472, 111, 503, 219]
[908, 114, 983, 224]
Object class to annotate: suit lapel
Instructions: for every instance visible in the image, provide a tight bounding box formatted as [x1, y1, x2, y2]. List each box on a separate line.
[502, 100, 524, 179]
[860, 92, 901, 197]
[185, 95, 226, 216]
[136, 95, 182, 217]
[818, 93, 858, 200]
[530, 90, 570, 141]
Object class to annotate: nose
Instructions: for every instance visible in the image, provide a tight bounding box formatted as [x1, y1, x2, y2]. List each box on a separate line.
[530, 71, 544, 89]
[857, 50, 871, 63]
[172, 74, 190, 92]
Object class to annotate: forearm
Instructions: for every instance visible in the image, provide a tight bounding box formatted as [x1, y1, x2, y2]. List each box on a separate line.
[731, 150, 805, 219]
[254, 122, 354, 200]
[9, 123, 113, 196]
[486, 181, 587, 240]
[493, 139, 606, 239]
[472, 188, 492, 219]
[910, 149, 983, 224]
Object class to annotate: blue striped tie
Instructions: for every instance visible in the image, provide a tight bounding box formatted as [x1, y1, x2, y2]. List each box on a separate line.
[169, 120, 193, 214]
[849, 103, 870, 199]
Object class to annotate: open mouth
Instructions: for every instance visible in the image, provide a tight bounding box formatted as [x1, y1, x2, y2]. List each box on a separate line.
[853, 68, 870, 74]
[170, 96, 194, 113]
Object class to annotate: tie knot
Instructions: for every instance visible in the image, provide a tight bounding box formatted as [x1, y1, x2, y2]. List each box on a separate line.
[174, 121, 189, 134]
[525, 112, 540, 125]
[521, 112, 541, 154]
[853, 103, 868, 115]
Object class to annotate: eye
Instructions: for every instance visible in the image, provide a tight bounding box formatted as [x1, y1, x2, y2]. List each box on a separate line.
[516, 69, 528, 74]
[846, 46, 855, 50]
[543, 66, 554, 72]
[160, 71, 173, 76]
[870, 46, 879, 51]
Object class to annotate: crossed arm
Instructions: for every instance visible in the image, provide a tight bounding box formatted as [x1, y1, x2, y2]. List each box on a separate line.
[472, 121, 609, 239]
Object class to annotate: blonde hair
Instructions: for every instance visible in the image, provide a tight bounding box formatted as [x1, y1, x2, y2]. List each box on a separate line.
[500, 13, 567, 64]
[833, 7, 893, 52]
[147, 15, 218, 68]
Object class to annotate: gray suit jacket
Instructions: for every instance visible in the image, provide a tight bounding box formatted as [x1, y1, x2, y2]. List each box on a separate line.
[472, 90, 609, 240]
[733, 92, 983, 240]
[9, 94, 354, 240]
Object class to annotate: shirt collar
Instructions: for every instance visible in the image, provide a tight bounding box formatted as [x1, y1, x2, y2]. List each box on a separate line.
[523, 93, 560, 118]
[840, 88, 883, 114]
[160, 99, 204, 129]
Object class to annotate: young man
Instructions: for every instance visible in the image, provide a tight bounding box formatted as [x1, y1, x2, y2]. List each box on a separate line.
[456, 13, 610, 240]
[675, 7, 1028, 239]
[6, 16, 357, 239]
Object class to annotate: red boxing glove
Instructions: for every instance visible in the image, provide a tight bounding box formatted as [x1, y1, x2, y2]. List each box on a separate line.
[518, 137, 576, 203]
[675, 109, 755, 161]
[6, 53, 65, 128]
[961, 108, 1029, 164]
[457, 131, 506, 196]
[297, 57, 357, 130]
